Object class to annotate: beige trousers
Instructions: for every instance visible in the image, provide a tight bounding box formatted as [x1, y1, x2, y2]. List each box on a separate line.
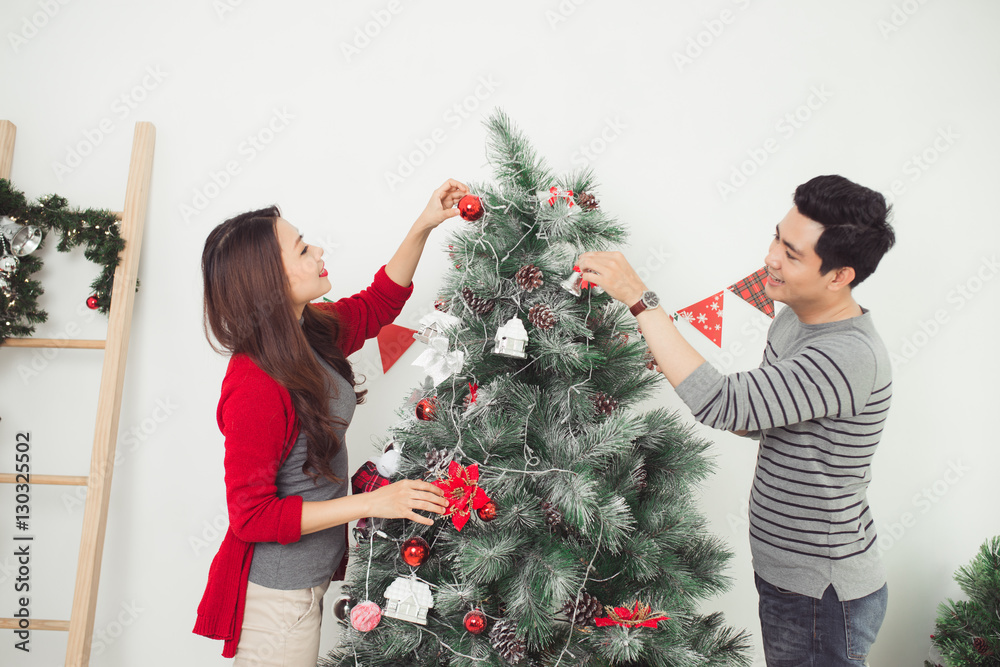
[233, 579, 331, 667]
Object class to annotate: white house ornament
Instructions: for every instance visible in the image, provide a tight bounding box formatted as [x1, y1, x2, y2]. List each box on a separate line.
[383, 574, 435, 625]
[493, 317, 528, 359]
[412, 310, 461, 345]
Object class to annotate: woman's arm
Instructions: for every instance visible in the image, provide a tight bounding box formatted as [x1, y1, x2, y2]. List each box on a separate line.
[384, 179, 468, 288]
[300, 478, 448, 535]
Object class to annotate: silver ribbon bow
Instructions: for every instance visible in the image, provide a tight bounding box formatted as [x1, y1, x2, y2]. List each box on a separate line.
[412, 335, 465, 386]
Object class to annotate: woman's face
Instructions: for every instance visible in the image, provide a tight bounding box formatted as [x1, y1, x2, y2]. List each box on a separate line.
[275, 217, 329, 311]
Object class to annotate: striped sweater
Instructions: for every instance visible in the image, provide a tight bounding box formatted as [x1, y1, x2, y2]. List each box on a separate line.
[675, 306, 890, 600]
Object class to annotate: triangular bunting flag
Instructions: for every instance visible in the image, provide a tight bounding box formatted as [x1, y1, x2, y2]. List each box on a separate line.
[676, 291, 725, 347]
[728, 267, 774, 318]
[376, 323, 418, 373]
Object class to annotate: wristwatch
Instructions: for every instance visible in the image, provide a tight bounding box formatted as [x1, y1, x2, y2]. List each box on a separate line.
[629, 290, 660, 317]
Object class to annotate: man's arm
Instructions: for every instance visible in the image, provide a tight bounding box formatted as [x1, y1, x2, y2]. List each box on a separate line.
[577, 251, 878, 432]
[576, 251, 704, 388]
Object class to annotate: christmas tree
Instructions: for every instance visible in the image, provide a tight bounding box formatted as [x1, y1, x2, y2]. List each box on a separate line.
[323, 110, 750, 666]
[926, 536, 1000, 667]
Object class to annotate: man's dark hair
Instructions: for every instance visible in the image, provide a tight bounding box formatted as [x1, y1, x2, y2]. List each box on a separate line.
[794, 175, 895, 287]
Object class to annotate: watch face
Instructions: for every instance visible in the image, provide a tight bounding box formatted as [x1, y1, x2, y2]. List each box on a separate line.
[643, 291, 660, 308]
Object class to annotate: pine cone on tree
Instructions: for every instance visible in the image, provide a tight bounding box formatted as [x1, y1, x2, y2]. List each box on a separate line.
[643, 347, 659, 372]
[593, 392, 618, 416]
[561, 592, 604, 627]
[515, 264, 544, 292]
[974, 636, 993, 656]
[489, 619, 526, 664]
[576, 192, 599, 211]
[634, 466, 648, 491]
[528, 304, 556, 330]
[462, 287, 495, 316]
[426, 448, 452, 476]
[541, 501, 562, 527]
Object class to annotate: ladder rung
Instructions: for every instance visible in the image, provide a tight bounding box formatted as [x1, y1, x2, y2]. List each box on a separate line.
[0, 618, 70, 631]
[0, 473, 88, 486]
[1, 338, 106, 349]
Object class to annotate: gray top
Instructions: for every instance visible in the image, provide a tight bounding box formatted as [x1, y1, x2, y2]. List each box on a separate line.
[675, 306, 891, 600]
[249, 320, 355, 590]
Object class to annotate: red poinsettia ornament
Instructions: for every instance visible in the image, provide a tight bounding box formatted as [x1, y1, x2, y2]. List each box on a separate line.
[432, 461, 492, 531]
[595, 601, 670, 629]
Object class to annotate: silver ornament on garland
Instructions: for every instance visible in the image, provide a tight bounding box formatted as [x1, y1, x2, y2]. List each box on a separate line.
[0, 216, 42, 257]
[0, 247, 18, 274]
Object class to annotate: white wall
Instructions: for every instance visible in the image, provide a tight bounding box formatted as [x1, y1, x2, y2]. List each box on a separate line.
[1, 1, 998, 664]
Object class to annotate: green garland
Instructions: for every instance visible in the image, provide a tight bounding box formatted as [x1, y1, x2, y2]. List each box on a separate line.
[0, 178, 139, 343]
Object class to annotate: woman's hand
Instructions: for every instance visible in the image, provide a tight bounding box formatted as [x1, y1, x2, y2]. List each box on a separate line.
[415, 179, 470, 231]
[384, 178, 470, 288]
[367, 478, 449, 527]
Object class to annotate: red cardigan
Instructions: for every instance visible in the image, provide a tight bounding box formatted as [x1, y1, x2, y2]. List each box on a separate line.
[193, 265, 413, 657]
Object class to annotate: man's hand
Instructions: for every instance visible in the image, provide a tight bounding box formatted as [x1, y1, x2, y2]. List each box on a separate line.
[576, 251, 648, 307]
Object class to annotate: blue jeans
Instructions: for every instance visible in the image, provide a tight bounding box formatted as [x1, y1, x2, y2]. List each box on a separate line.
[755, 573, 888, 667]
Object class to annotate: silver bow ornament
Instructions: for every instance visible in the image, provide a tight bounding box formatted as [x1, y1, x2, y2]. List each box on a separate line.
[412, 335, 465, 386]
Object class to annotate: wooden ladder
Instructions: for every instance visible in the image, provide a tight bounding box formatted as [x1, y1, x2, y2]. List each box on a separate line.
[0, 119, 155, 666]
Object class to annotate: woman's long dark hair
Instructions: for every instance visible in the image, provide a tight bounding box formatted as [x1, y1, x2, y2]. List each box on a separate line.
[201, 205, 366, 483]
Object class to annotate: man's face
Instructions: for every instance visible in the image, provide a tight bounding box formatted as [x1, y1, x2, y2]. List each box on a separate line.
[763, 206, 834, 307]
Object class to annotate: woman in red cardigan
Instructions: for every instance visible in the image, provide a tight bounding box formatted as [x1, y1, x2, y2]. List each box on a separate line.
[194, 179, 467, 665]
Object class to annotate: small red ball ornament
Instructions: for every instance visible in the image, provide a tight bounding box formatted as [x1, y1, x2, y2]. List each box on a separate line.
[416, 397, 437, 421]
[400, 536, 430, 568]
[350, 601, 382, 632]
[464, 609, 487, 634]
[86, 295, 99, 309]
[477, 501, 497, 522]
[458, 194, 484, 222]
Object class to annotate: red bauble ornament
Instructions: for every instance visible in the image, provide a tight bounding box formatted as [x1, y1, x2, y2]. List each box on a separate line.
[86, 295, 99, 309]
[350, 601, 382, 632]
[464, 609, 487, 634]
[458, 194, 484, 222]
[477, 501, 497, 522]
[400, 536, 430, 567]
[416, 397, 437, 421]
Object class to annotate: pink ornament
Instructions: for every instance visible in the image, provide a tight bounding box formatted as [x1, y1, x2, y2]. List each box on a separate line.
[350, 600, 382, 632]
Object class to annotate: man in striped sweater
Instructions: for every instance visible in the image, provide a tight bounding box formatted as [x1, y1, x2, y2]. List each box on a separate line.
[578, 175, 896, 666]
